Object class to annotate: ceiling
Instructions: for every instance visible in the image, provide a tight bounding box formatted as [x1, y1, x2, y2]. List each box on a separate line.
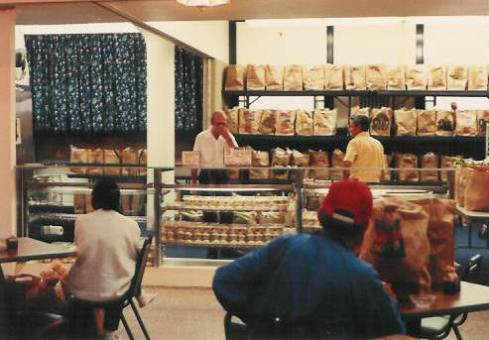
[12, 0, 489, 25]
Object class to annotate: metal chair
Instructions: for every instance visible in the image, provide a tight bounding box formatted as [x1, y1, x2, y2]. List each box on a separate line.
[419, 254, 482, 340]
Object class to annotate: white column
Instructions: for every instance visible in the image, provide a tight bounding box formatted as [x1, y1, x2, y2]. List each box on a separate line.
[0, 7, 16, 239]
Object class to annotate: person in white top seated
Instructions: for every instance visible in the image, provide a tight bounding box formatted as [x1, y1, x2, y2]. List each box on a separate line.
[66, 178, 142, 337]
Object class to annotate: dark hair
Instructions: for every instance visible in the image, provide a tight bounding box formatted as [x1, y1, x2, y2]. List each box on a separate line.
[92, 178, 121, 211]
[351, 115, 370, 132]
[318, 210, 367, 245]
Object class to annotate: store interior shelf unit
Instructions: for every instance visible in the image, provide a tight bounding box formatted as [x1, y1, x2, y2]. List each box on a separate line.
[223, 90, 489, 98]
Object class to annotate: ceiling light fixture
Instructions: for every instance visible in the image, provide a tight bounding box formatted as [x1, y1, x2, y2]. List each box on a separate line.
[176, 0, 230, 7]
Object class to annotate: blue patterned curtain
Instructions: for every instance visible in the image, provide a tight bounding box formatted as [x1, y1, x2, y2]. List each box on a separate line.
[25, 33, 147, 136]
[174, 46, 203, 134]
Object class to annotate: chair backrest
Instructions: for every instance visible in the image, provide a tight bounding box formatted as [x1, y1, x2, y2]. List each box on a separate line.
[463, 254, 482, 281]
[126, 236, 153, 300]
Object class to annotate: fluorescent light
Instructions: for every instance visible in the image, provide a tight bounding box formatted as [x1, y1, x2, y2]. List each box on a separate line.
[176, 0, 229, 6]
[246, 19, 326, 27]
[404, 16, 489, 25]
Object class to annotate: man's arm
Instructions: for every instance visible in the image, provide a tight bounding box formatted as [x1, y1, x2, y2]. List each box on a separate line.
[222, 129, 238, 148]
[191, 134, 201, 184]
[343, 141, 357, 168]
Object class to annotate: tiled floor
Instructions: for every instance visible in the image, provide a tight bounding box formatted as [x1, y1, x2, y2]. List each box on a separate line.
[123, 287, 489, 340]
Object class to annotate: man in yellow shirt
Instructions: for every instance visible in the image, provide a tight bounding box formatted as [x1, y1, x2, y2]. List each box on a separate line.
[344, 115, 386, 183]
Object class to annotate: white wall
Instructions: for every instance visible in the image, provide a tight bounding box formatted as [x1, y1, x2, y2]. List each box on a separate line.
[148, 21, 229, 62]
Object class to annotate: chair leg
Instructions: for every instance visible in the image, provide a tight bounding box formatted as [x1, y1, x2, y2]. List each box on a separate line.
[121, 313, 135, 340]
[453, 324, 463, 340]
[130, 299, 151, 340]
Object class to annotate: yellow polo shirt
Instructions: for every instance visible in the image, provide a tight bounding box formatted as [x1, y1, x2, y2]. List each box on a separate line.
[344, 132, 386, 182]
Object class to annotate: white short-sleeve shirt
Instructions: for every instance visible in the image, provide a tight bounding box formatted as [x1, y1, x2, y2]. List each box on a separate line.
[193, 128, 238, 168]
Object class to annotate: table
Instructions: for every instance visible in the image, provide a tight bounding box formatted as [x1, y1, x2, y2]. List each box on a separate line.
[456, 206, 489, 248]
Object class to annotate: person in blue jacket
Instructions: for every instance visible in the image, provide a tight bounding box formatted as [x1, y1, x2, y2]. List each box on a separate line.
[213, 179, 405, 338]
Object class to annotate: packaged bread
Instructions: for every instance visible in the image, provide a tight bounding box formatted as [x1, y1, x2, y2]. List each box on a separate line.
[420, 153, 439, 182]
[70, 146, 88, 174]
[351, 106, 370, 118]
[428, 66, 447, 90]
[345, 65, 367, 90]
[121, 147, 139, 176]
[384, 154, 392, 181]
[271, 148, 291, 180]
[370, 107, 392, 136]
[477, 110, 489, 136]
[447, 65, 468, 90]
[224, 65, 246, 91]
[259, 212, 285, 225]
[330, 149, 346, 180]
[104, 148, 120, 176]
[303, 65, 325, 90]
[455, 110, 478, 136]
[366, 64, 387, 90]
[394, 108, 417, 136]
[246, 65, 266, 91]
[265, 65, 284, 91]
[406, 65, 427, 90]
[313, 109, 337, 136]
[258, 110, 276, 135]
[295, 110, 314, 136]
[74, 194, 85, 214]
[396, 153, 419, 182]
[275, 110, 296, 136]
[387, 65, 406, 90]
[139, 148, 147, 176]
[441, 155, 462, 182]
[238, 109, 261, 135]
[417, 110, 437, 136]
[291, 150, 310, 167]
[250, 150, 269, 179]
[468, 65, 488, 90]
[436, 110, 456, 136]
[308, 150, 329, 179]
[283, 65, 303, 91]
[85, 193, 94, 213]
[325, 64, 344, 90]
[234, 211, 258, 225]
[225, 108, 239, 134]
[121, 195, 132, 215]
[87, 148, 104, 175]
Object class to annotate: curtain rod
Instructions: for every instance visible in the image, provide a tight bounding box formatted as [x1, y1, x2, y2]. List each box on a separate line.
[93, 1, 214, 60]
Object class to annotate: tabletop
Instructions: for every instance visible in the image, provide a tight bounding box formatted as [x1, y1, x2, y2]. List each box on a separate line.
[0, 237, 76, 264]
[456, 206, 489, 220]
[401, 282, 489, 320]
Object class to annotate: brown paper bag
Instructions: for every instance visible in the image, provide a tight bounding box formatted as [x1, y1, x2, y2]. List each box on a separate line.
[360, 197, 432, 293]
[325, 64, 344, 90]
[73, 194, 85, 214]
[477, 110, 489, 136]
[103, 149, 120, 176]
[351, 106, 370, 118]
[330, 149, 345, 180]
[455, 110, 478, 136]
[464, 167, 489, 212]
[387, 65, 406, 90]
[420, 153, 439, 182]
[406, 65, 427, 90]
[313, 109, 337, 136]
[265, 65, 284, 91]
[468, 65, 488, 90]
[290, 150, 310, 181]
[246, 65, 266, 90]
[283, 65, 303, 91]
[436, 110, 456, 136]
[250, 150, 269, 179]
[394, 108, 417, 136]
[275, 110, 296, 136]
[345, 65, 367, 90]
[396, 153, 419, 182]
[428, 66, 447, 90]
[271, 148, 291, 179]
[410, 198, 457, 288]
[70, 146, 88, 174]
[224, 65, 246, 91]
[121, 195, 132, 215]
[239, 109, 261, 135]
[85, 193, 94, 213]
[370, 107, 392, 136]
[440, 155, 462, 182]
[303, 65, 325, 90]
[447, 65, 468, 90]
[384, 154, 392, 181]
[138, 148, 147, 176]
[87, 148, 104, 175]
[258, 110, 276, 135]
[121, 147, 138, 176]
[366, 64, 387, 90]
[295, 110, 314, 136]
[455, 166, 469, 207]
[308, 150, 329, 179]
[225, 108, 239, 134]
[417, 110, 437, 136]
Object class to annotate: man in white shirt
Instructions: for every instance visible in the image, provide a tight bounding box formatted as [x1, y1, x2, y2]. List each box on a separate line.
[66, 178, 140, 336]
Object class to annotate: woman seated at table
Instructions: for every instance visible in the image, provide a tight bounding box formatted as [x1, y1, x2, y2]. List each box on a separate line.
[65, 178, 143, 338]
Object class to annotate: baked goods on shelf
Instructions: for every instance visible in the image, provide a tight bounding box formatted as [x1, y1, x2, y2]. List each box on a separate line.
[166, 195, 290, 211]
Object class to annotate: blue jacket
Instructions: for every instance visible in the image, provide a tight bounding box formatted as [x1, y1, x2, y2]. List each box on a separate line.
[213, 232, 405, 338]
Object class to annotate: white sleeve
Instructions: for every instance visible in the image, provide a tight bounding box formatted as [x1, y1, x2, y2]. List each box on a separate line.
[230, 133, 238, 148]
[193, 134, 202, 152]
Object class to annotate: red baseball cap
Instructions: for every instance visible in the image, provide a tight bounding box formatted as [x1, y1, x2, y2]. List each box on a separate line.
[321, 179, 373, 226]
